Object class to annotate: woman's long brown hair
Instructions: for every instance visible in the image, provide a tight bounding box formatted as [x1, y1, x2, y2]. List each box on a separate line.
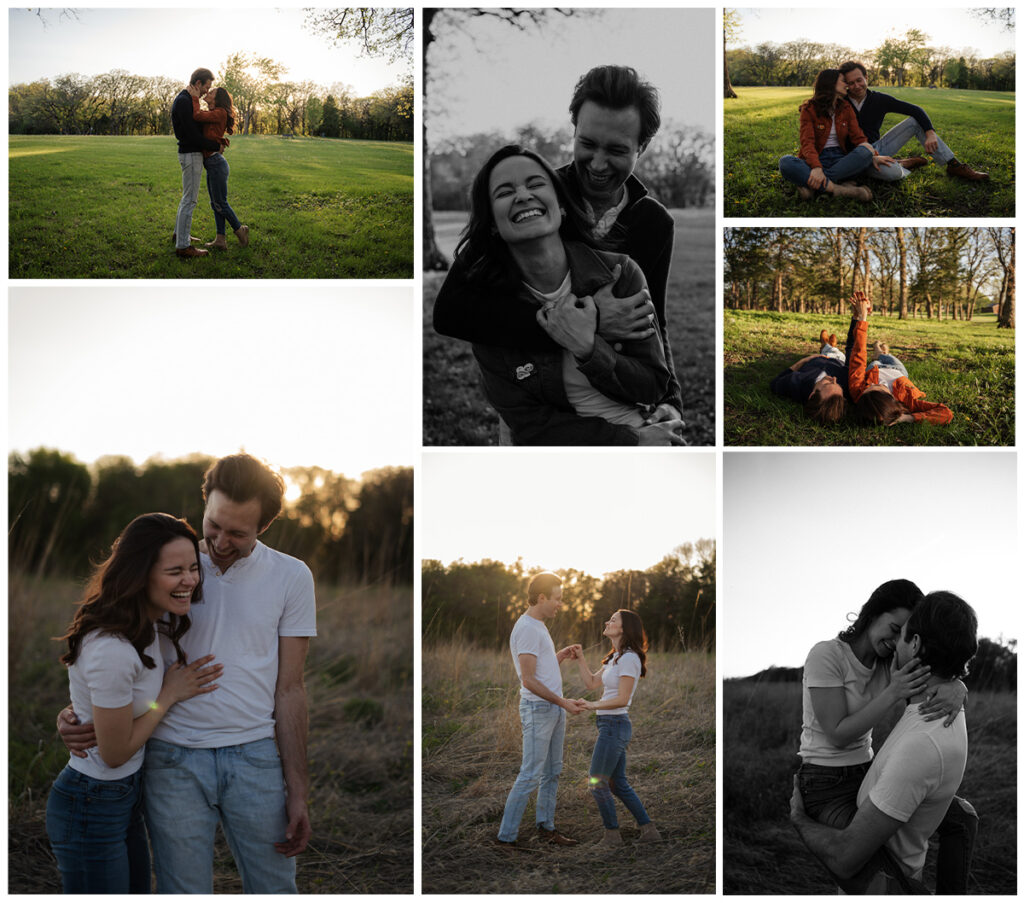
[602, 609, 648, 677]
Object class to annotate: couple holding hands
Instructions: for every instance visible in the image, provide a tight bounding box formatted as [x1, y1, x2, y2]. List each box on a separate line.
[499, 572, 661, 849]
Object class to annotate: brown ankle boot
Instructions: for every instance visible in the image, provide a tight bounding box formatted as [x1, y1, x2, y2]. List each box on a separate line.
[829, 181, 873, 201]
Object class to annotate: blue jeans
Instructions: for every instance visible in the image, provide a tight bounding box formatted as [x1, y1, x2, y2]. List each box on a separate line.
[872, 116, 956, 174]
[45, 765, 151, 893]
[175, 152, 203, 249]
[143, 737, 296, 894]
[589, 714, 651, 830]
[779, 145, 874, 191]
[796, 761, 976, 893]
[868, 354, 909, 378]
[204, 153, 241, 235]
[497, 699, 565, 841]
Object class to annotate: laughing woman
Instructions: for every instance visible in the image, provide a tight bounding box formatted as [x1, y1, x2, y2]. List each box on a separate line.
[572, 610, 662, 846]
[45, 514, 222, 893]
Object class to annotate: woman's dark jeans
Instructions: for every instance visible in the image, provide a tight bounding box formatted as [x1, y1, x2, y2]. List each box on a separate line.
[589, 714, 651, 830]
[797, 761, 977, 893]
[204, 153, 242, 235]
[45, 765, 151, 893]
[779, 145, 874, 192]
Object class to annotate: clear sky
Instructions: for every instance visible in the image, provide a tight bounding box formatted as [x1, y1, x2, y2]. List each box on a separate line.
[8, 8, 409, 93]
[721, 451, 1018, 678]
[732, 8, 1015, 58]
[420, 451, 716, 579]
[427, 8, 715, 145]
[8, 286, 416, 478]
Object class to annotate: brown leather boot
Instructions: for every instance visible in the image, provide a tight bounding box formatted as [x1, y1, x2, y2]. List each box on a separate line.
[829, 182, 873, 201]
[896, 156, 928, 170]
[947, 160, 989, 181]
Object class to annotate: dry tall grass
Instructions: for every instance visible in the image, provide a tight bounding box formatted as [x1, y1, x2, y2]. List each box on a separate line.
[723, 678, 1017, 895]
[422, 641, 715, 893]
[8, 574, 413, 893]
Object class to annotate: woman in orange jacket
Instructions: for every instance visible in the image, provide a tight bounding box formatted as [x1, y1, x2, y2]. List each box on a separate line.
[778, 69, 898, 202]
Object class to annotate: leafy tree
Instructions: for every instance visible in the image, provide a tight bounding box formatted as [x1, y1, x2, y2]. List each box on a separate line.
[723, 9, 741, 98]
[321, 94, 341, 137]
[304, 7, 414, 67]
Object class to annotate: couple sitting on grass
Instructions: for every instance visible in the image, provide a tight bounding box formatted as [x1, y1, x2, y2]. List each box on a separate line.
[778, 60, 988, 204]
[496, 573, 662, 850]
[770, 291, 953, 427]
[172, 67, 249, 258]
[791, 580, 979, 894]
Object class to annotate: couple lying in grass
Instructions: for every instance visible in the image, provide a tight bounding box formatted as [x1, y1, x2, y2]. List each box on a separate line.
[770, 291, 953, 427]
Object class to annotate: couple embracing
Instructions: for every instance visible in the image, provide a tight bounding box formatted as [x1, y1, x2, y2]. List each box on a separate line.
[172, 67, 249, 258]
[498, 572, 661, 848]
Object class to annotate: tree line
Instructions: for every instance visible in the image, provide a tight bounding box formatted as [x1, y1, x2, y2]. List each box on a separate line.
[9, 53, 412, 141]
[430, 123, 713, 215]
[8, 449, 412, 587]
[422, 540, 715, 652]
[726, 29, 1014, 91]
[724, 227, 1015, 328]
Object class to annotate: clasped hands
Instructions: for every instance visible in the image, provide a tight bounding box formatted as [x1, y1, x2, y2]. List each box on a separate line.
[556, 644, 596, 714]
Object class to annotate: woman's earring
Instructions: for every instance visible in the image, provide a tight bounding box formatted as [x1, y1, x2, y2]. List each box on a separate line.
[559, 207, 566, 216]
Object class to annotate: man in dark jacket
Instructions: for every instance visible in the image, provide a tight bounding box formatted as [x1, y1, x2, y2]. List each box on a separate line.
[838, 61, 988, 183]
[172, 67, 222, 258]
[432, 65, 684, 443]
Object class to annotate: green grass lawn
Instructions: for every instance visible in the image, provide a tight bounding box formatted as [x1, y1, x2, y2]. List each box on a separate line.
[724, 87, 1015, 217]
[724, 310, 1015, 446]
[9, 135, 413, 278]
[423, 207, 716, 446]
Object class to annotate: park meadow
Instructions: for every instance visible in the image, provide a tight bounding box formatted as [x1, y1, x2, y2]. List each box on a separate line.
[9, 135, 413, 279]
[422, 641, 715, 894]
[723, 677, 1016, 895]
[8, 575, 413, 894]
[723, 87, 1014, 217]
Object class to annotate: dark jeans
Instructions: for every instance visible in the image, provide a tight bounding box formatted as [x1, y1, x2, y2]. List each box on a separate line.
[204, 153, 241, 235]
[45, 765, 151, 893]
[797, 761, 977, 893]
[779, 145, 874, 192]
[589, 714, 651, 830]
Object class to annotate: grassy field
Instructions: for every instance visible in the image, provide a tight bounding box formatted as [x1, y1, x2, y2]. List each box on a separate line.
[724, 87, 1015, 217]
[422, 641, 716, 893]
[724, 309, 1015, 445]
[423, 207, 716, 446]
[8, 573, 413, 893]
[9, 135, 413, 278]
[723, 678, 1017, 895]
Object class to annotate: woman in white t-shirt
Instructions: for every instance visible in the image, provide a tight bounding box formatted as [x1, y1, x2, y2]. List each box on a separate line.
[572, 609, 661, 846]
[797, 578, 973, 891]
[45, 514, 222, 893]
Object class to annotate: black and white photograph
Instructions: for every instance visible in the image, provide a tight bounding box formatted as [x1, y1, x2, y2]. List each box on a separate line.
[422, 8, 715, 447]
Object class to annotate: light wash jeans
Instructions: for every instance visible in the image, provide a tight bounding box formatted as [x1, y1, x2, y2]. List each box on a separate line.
[819, 344, 846, 364]
[143, 737, 297, 894]
[45, 765, 150, 893]
[870, 116, 956, 181]
[779, 144, 874, 192]
[204, 153, 242, 236]
[175, 152, 203, 249]
[497, 698, 565, 841]
[589, 714, 651, 830]
[868, 353, 909, 378]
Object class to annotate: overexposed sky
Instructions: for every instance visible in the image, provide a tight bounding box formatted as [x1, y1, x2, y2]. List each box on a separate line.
[721, 451, 1018, 678]
[427, 8, 715, 145]
[9, 8, 409, 94]
[421, 452, 716, 578]
[9, 286, 416, 478]
[733, 8, 1015, 58]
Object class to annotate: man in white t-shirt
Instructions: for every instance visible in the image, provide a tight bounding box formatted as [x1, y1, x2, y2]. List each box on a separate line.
[790, 591, 978, 894]
[497, 571, 586, 847]
[58, 454, 316, 893]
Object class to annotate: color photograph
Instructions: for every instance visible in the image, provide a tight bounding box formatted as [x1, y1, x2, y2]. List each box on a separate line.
[8, 286, 415, 893]
[421, 452, 716, 893]
[724, 226, 1015, 445]
[724, 8, 1014, 217]
[423, 8, 715, 447]
[9, 8, 413, 277]
[722, 451, 1017, 895]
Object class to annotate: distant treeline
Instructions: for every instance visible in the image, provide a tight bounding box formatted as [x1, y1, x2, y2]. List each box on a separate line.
[9, 54, 413, 141]
[422, 540, 715, 651]
[431, 123, 714, 212]
[8, 449, 412, 586]
[725, 227, 1014, 324]
[727, 32, 1014, 91]
[731, 636, 1017, 693]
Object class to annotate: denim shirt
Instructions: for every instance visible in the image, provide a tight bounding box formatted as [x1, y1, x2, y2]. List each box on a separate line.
[472, 241, 671, 446]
